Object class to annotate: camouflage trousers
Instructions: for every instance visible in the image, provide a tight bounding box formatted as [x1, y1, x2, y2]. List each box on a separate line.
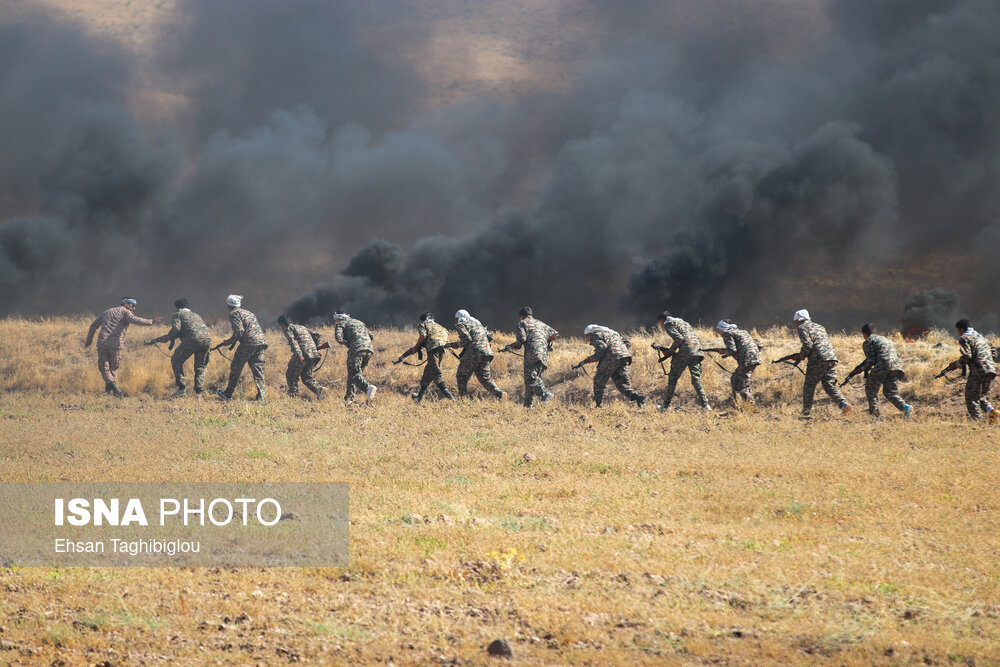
[225, 344, 267, 400]
[456, 354, 503, 398]
[802, 359, 847, 415]
[730, 363, 758, 406]
[522, 360, 549, 406]
[593, 357, 643, 405]
[965, 371, 996, 420]
[662, 354, 709, 409]
[172, 341, 210, 392]
[344, 350, 373, 401]
[96, 346, 122, 383]
[286, 355, 321, 397]
[418, 347, 447, 392]
[865, 369, 906, 418]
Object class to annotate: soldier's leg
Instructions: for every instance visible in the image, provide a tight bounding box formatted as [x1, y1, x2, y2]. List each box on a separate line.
[171, 342, 195, 390]
[731, 368, 753, 406]
[97, 347, 115, 385]
[864, 371, 881, 418]
[456, 357, 475, 396]
[248, 347, 266, 400]
[612, 359, 644, 402]
[980, 375, 996, 414]
[882, 373, 907, 413]
[743, 365, 758, 405]
[193, 346, 210, 394]
[474, 360, 504, 398]
[300, 357, 321, 395]
[802, 361, 824, 415]
[225, 347, 250, 396]
[819, 361, 849, 409]
[523, 362, 545, 406]
[661, 355, 686, 408]
[965, 374, 984, 420]
[688, 359, 710, 408]
[285, 356, 302, 396]
[344, 352, 364, 401]
[355, 351, 373, 393]
[592, 359, 613, 406]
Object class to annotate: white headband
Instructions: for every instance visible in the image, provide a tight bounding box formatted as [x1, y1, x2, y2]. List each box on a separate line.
[455, 309, 471, 320]
[716, 320, 737, 332]
[121, 298, 137, 306]
[584, 324, 615, 336]
[226, 294, 243, 308]
[332, 312, 350, 320]
[793, 309, 810, 322]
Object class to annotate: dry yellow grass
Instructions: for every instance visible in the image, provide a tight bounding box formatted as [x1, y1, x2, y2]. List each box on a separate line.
[1, 317, 998, 665]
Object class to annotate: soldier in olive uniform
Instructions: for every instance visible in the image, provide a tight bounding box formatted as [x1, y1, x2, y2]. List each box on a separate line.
[146, 298, 212, 398]
[789, 309, 850, 418]
[656, 311, 710, 411]
[505, 306, 558, 407]
[713, 319, 761, 407]
[333, 312, 377, 404]
[954, 319, 998, 422]
[215, 294, 268, 402]
[573, 325, 646, 407]
[448, 309, 505, 400]
[278, 315, 326, 401]
[843, 323, 912, 420]
[398, 312, 455, 402]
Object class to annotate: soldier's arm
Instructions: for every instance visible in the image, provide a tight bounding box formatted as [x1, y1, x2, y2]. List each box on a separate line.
[547, 326, 559, 343]
[284, 328, 302, 358]
[334, 323, 348, 347]
[403, 333, 426, 357]
[509, 323, 526, 350]
[723, 336, 738, 357]
[84, 314, 102, 347]
[450, 323, 471, 349]
[958, 336, 973, 362]
[125, 310, 158, 326]
[797, 326, 812, 360]
[218, 311, 243, 346]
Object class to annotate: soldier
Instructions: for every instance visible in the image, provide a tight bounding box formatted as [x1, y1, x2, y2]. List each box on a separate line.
[788, 309, 851, 418]
[953, 319, 998, 422]
[503, 306, 558, 407]
[710, 319, 761, 407]
[85, 297, 162, 397]
[843, 323, 912, 420]
[332, 312, 377, 405]
[278, 315, 326, 401]
[448, 309, 505, 400]
[145, 298, 212, 398]
[654, 311, 710, 412]
[572, 324, 646, 407]
[215, 294, 268, 402]
[397, 312, 455, 402]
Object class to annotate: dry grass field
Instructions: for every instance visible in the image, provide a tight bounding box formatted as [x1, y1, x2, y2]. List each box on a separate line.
[1, 317, 998, 665]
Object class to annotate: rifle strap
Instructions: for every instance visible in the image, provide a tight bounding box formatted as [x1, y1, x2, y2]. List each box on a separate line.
[707, 355, 734, 375]
[312, 347, 330, 372]
[213, 347, 234, 362]
[148, 342, 173, 359]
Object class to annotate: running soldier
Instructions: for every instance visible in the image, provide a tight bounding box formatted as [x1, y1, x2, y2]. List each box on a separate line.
[789, 309, 850, 418]
[397, 312, 455, 402]
[842, 323, 912, 420]
[952, 319, 998, 422]
[85, 297, 162, 397]
[332, 312, 377, 404]
[278, 315, 326, 401]
[504, 306, 558, 407]
[655, 311, 710, 411]
[215, 294, 268, 402]
[573, 325, 646, 407]
[146, 298, 211, 398]
[710, 319, 761, 407]
[448, 309, 505, 400]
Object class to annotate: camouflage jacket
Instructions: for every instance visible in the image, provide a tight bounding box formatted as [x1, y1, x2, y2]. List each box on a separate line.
[456, 318, 493, 358]
[862, 335, 902, 373]
[418, 320, 449, 351]
[722, 328, 761, 368]
[284, 323, 320, 359]
[589, 330, 631, 361]
[86, 306, 155, 349]
[960, 329, 997, 375]
[153, 309, 211, 347]
[797, 320, 837, 362]
[515, 316, 558, 367]
[661, 317, 703, 357]
[226, 307, 267, 347]
[334, 318, 374, 354]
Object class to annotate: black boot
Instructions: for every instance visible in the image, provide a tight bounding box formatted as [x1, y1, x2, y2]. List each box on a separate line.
[411, 388, 426, 403]
[104, 381, 113, 394]
[108, 382, 124, 398]
[437, 382, 456, 401]
[635, 394, 647, 408]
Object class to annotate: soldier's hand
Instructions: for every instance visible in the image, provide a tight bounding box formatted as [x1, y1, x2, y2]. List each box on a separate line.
[152, 316, 163, 324]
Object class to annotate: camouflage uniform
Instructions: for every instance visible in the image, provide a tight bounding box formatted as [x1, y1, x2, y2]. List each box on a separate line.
[222, 307, 268, 400]
[959, 329, 997, 420]
[335, 317, 375, 402]
[512, 316, 558, 406]
[415, 319, 452, 399]
[659, 317, 709, 409]
[150, 308, 212, 393]
[721, 328, 761, 405]
[283, 323, 322, 397]
[588, 330, 644, 406]
[455, 318, 503, 398]
[797, 319, 848, 416]
[85, 306, 156, 384]
[861, 335, 907, 418]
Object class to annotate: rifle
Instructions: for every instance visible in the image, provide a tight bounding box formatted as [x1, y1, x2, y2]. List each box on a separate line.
[703, 347, 728, 356]
[771, 352, 806, 375]
[651, 343, 674, 374]
[840, 360, 870, 387]
[571, 360, 591, 377]
[499, 344, 523, 357]
[393, 347, 426, 366]
[934, 360, 963, 381]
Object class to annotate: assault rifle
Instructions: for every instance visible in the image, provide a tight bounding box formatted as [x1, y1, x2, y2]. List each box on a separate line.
[651, 343, 674, 375]
[771, 352, 805, 375]
[703, 347, 729, 356]
[840, 360, 870, 387]
[935, 359, 965, 380]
